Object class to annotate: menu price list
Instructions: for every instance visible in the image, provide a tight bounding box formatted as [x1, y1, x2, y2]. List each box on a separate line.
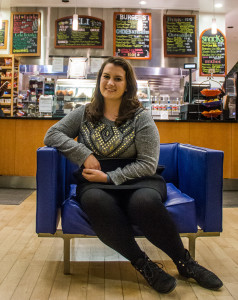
[55, 16, 104, 48]
[11, 13, 40, 55]
[200, 29, 226, 76]
[164, 15, 197, 57]
[113, 13, 151, 59]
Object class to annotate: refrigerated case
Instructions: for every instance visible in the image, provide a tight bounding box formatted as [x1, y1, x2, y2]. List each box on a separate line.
[224, 71, 238, 121]
[54, 79, 96, 116]
[137, 80, 151, 109]
[54, 79, 151, 116]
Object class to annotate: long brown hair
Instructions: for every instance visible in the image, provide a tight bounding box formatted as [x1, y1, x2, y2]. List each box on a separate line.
[85, 56, 142, 126]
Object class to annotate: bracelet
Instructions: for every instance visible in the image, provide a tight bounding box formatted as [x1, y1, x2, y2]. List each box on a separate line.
[107, 175, 111, 183]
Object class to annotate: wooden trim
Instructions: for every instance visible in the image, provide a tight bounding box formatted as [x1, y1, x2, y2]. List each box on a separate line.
[10, 12, 41, 56]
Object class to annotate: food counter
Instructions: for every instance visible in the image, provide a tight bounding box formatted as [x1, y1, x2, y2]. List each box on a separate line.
[0, 117, 238, 180]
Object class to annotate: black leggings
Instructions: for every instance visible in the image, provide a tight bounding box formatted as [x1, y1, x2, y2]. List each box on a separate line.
[79, 188, 185, 264]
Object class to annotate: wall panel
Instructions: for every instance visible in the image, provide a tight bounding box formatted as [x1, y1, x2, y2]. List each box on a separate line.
[189, 123, 232, 178]
[14, 120, 57, 176]
[231, 123, 238, 178]
[0, 119, 16, 175]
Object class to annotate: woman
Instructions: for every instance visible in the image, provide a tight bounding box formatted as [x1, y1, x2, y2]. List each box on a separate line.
[44, 57, 223, 294]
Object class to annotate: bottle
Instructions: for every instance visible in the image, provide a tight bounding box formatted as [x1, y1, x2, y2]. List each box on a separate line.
[167, 98, 172, 116]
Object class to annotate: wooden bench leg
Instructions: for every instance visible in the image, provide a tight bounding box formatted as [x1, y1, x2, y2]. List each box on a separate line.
[64, 237, 71, 274]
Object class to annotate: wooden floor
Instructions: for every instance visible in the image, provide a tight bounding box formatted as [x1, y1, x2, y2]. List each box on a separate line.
[0, 192, 238, 300]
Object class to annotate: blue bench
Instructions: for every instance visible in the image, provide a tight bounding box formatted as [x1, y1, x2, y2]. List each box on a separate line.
[36, 143, 224, 274]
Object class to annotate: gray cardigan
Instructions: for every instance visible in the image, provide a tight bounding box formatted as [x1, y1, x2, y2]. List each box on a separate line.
[44, 105, 160, 185]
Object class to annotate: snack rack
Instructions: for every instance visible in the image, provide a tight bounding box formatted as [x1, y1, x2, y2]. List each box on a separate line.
[199, 76, 223, 120]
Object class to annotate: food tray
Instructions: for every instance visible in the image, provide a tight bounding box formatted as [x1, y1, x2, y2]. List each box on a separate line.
[200, 89, 221, 97]
[202, 110, 222, 118]
[201, 100, 222, 108]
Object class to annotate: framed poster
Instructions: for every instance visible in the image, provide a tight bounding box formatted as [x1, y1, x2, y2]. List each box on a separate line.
[55, 16, 104, 48]
[113, 12, 152, 60]
[164, 15, 197, 57]
[10, 12, 41, 56]
[200, 28, 227, 76]
[0, 20, 8, 49]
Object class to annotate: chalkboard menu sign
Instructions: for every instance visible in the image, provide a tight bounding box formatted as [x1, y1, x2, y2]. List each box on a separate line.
[164, 15, 197, 57]
[10, 12, 41, 56]
[200, 28, 227, 76]
[0, 20, 8, 49]
[113, 12, 152, 60]
[55, 16, 104, 48]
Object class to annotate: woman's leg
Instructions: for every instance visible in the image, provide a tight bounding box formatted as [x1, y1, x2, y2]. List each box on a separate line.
[79, 188, 177, 294]
[79, 188, 144, 263]
[125, 188, 185, 261]
[126, 188, 223, 290]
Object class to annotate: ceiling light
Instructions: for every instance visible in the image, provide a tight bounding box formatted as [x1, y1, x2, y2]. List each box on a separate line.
[215, 3, 223, 8]
[212, 18, 217, 34]
[72, 13, 78, 31]
[139, 1, 147, 4]
[211, 0, 217, 35]
[137, 14, 143, 31]
[72, 0, 78, 31]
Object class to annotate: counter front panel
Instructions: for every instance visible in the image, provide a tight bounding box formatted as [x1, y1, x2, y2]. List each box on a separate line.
[0, 119, 237, 179]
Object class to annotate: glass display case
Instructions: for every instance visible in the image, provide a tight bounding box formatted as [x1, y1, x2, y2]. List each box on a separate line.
[223, 72, 238, 121]
[54, 79, 151, 117]
[137, 80, 151, 109]
[54, 79, 96, 116]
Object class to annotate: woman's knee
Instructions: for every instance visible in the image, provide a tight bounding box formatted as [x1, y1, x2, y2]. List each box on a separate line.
[127, 188, 164, 214]
[80, 189, 116, 212]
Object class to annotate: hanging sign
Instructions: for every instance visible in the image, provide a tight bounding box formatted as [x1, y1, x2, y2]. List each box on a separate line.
[55, 16, 104, 48]
[200, 28, 227, 76]
[0, 20, 8, 49]
[164, 15, 197, 57]
[10, 12, 41, 56]
[113, 12, 152, 60]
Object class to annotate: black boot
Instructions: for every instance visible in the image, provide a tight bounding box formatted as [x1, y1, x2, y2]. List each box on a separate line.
[175, 250, 223, 290]
[132, 254, 177, 294]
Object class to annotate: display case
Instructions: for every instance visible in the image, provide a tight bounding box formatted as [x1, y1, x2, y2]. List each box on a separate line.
[44, 78, 55, 96]
[54, 79, 151, 117]
[223, 71, 238, 121]
[54, 79, 96, 116]
[137, 80, 151, 109]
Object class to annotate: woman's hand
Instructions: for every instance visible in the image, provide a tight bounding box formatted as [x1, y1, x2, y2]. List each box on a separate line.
[82, 169, 108, 183]
[84, 154, 101, 170]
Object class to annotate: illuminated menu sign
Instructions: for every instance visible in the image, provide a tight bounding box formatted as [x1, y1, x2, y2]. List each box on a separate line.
[10, 12, 41, 56]
[113, 12, 151, 60]
[200, 28, 227, 76]
[164, 15, 197, 57]
[55, 16, 104, 48]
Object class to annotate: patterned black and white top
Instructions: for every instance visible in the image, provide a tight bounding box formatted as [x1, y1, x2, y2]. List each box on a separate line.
[44, 105, 160, 185]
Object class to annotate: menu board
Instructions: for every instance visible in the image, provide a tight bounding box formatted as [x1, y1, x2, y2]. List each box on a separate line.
[55, 16, 104, 48]
[10, 12, 41, 56]
[200, 28, 227, 76]
[113, 12, 151, 60]
[164, 15, 197, 57]
[0, 20, 8, 49]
